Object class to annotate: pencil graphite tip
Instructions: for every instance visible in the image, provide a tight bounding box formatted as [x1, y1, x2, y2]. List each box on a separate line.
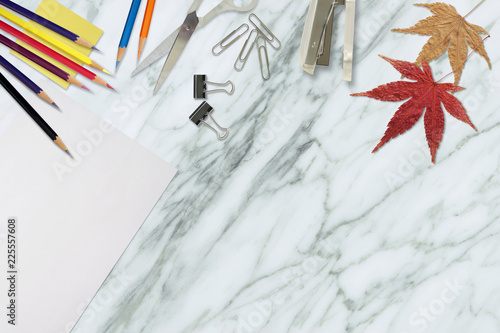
[92, 45, 101, 52]
[138, 38, 146, 61]
[106, 83, 115, 90]
[52, 102, 60, 110]
[82, 85, 90, 91]
[76, 37, 96, 50]
[65, 150, 74, 159]
[93, 76, 113, 89]
[54, 137, 69, 154]
[115, 46, 126, 71]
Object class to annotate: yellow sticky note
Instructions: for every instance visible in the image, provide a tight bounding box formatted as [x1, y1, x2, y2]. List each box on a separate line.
[10, 0, 103, 88]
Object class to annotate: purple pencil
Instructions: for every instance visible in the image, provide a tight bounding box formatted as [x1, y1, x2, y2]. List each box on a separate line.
[0, 0, 97, 50]
[0, 54, 58, 108]
[0, 33, 89, 90]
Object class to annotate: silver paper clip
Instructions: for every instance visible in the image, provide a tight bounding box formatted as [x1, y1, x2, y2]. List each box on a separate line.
[249, 14, 281, 50]
[257, 36, 270, 80]
[194, 75, 235, 99]
[299, 0, 356, 81]
[212, 23, 249, 55]
[234, 29, 259, 71]
[189, 102, 229, 141]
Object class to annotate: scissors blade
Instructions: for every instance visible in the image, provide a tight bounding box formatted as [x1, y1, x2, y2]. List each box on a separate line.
[133, 0, 260, 77]
[132, 27, 180, 77]
[154, 11, 199, 93]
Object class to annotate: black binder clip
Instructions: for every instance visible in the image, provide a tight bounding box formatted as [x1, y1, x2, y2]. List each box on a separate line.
[194, 74, 235, 99]
[189, 102, 229, 140]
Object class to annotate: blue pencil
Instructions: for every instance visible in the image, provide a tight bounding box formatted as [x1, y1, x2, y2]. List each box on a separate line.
[116, 0, 143, 68]
[0, 55, 58, 109]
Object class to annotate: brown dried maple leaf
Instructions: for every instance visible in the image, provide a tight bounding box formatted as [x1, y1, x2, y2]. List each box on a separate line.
[392, 2, 491, 85]
[351, 56, 476, 163]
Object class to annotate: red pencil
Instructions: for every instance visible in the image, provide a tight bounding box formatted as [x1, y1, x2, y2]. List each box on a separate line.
[0, 20, 113, 90]
[0, 33, 87, 90]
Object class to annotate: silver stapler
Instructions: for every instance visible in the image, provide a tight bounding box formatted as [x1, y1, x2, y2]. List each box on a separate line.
[299, 0, 356, 81]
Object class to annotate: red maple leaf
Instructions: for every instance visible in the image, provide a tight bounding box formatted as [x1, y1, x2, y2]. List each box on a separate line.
[351, 55, 476, 163]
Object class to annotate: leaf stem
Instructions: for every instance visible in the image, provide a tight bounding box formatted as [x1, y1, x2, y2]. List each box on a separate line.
[437, 35, 490, 83]
[464, 0, 486, 18]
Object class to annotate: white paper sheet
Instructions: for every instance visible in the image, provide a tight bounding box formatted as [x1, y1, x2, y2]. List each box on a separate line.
[0, 84, 177, 333]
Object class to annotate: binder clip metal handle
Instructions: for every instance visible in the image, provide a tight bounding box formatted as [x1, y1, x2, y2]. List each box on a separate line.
[299, 0, 356, 81]
[189, 102, 229, 141]
[194, 75, 235, 99]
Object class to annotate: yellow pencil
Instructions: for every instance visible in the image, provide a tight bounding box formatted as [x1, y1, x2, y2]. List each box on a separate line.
[0, 7, 110, 75]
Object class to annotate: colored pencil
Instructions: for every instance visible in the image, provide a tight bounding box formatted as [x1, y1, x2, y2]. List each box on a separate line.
[0, 33, 88, 90]
[0, 72, 70, 155]
[138, 0, 156, 60]
[0, 20, 113, 90]
[0, 0, 98, 50]
[0, 54, 58, 108]
[116, 0, 142, 68]
[0, 7, 110, 74]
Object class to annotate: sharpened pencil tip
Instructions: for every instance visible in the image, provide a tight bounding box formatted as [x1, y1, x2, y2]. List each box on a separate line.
[54, 137, 70, 154]
[115, 61, 120, 69]
[138, 38, 146, 62]
[106, 83, 115, 90]
[52, 102, 60, 110]
[104, 68, 112, 75]
[82, 85, 90, 91]
[65, 150, 74, 159]
[92, 45, 101, 52]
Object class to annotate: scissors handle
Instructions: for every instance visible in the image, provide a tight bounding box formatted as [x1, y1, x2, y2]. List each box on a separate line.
[199, 0, 259, 27]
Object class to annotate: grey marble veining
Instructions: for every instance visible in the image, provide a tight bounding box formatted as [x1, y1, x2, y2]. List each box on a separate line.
[2, 0, 500, 332]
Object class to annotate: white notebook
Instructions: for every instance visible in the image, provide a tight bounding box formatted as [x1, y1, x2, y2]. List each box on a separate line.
[0, 84, 177, 333]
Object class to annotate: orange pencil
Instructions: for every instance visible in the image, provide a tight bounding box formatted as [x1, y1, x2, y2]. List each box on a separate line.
[138, 0, 156, 60]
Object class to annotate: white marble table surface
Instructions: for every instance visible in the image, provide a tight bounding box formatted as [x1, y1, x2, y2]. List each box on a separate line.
[1, 0, 500, 332]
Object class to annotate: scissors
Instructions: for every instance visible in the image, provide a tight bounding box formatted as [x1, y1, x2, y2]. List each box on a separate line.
[132, 0, 259, 93]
